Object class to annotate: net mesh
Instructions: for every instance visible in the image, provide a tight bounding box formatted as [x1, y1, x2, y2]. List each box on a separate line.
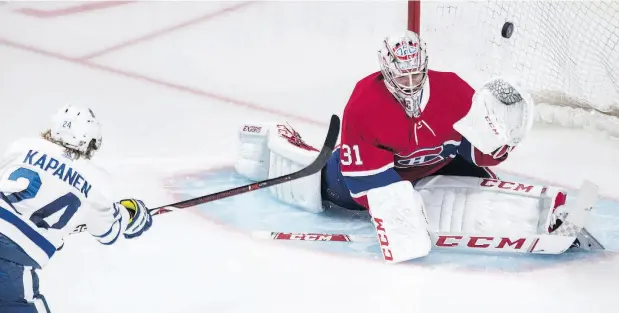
[415, 1, 619, 137]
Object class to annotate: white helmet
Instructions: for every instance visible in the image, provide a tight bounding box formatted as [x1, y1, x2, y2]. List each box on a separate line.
[378, 31, 429, 117]
[49, 105, 102, 154]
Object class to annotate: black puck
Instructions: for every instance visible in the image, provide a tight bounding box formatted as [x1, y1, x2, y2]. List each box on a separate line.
[501, 22, 514, 38]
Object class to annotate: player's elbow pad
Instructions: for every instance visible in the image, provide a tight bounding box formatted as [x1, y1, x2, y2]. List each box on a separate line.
[234, 123, 323, 213]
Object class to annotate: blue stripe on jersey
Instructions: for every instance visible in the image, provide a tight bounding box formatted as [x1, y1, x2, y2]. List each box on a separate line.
[457, 138, 476, 165]
[94, 204, 122, 245]
[99, 222, 121, 246]
[343, 167, 401, 195]
[93, 219, 117, 239]
[0, 206, 55, 258]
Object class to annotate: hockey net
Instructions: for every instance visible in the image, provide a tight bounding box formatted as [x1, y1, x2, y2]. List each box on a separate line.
[408, 1, 619, 137]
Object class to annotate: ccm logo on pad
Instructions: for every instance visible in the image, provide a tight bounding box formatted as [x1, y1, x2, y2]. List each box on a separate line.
[435, 235, 538, 252]
[480, 178, 534, 193]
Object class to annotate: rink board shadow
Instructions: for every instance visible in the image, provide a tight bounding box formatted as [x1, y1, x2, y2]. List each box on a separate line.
[167, 168, 619, 272]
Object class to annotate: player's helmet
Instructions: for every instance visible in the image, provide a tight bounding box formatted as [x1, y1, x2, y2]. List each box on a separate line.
[378, 31, 429, 118]
[49, 105, 102, 157]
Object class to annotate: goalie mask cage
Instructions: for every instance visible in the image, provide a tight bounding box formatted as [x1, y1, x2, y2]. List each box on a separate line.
[407, 1, 619, 137]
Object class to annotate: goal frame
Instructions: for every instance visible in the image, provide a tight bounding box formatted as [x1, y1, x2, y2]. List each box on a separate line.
[405, 0, 619, 137]
[408, 1, 420, 33]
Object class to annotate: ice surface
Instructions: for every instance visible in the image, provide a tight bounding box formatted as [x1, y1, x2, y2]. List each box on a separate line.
[0, 2, 618, 313]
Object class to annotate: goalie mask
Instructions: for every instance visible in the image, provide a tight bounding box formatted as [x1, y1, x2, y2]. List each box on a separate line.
[378, 31, 429, 118]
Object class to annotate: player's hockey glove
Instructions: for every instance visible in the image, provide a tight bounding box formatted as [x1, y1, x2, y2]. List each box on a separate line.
[119, 199, 153, 239]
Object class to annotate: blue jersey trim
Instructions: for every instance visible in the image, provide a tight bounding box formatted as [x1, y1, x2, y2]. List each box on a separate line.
[343, 167, 401, 195]
[0, 206, 56, 258]
[457, 138, 476, 165]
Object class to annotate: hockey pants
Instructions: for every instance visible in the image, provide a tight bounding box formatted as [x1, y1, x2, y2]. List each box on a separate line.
[0, 233, 51, 313]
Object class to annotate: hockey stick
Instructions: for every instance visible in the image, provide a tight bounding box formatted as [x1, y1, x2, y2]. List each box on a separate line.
[253, 228, 606, 253]
[253, 180, 605, 255]
[251, 231, 604, 254]
[71, 114, 341, 235]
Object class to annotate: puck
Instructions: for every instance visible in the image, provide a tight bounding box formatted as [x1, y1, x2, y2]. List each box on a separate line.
[501, 22, 514, 38]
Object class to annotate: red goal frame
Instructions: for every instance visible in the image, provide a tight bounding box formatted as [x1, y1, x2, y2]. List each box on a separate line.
[408, 1, 421, 33]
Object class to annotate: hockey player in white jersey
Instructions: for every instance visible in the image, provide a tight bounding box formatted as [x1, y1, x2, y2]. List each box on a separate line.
[0, 105, 152, 313]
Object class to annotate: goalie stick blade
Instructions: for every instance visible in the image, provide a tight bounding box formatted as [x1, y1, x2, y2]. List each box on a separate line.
[70, 114, 341, 235]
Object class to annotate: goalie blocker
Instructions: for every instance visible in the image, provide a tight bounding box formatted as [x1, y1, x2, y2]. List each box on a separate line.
[235, 123, 599, 263]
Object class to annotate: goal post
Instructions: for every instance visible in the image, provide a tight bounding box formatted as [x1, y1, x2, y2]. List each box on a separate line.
[407, 0, 619, 137]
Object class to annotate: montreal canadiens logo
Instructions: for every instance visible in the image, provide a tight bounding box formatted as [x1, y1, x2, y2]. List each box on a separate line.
[392, 42, 418, 61]
[395, 141, 460, 167]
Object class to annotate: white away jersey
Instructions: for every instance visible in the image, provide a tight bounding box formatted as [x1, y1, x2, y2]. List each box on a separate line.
[0, 137, 127, 268]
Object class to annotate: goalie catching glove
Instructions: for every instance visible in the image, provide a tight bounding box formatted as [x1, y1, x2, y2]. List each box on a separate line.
[453, 77, 535, 156]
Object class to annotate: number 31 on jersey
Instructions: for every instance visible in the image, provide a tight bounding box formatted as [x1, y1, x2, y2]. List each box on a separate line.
[341, 144, 363, 165]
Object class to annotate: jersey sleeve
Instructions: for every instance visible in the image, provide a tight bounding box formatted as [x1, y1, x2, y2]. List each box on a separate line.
[457, 137, 508, 167]
[339, 107, 401, 209]
[80, 165, 129, 245]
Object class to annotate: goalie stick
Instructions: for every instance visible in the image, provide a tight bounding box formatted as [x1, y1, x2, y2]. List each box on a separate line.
[253, 228, 606, 253]
[253, 180, 605, 255]
[71, 114, 341, 235]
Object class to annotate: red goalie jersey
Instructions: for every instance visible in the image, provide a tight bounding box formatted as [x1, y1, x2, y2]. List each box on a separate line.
[338, 70, 508, 209]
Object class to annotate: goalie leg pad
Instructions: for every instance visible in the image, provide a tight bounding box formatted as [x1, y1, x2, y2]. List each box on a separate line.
[414, 175, 568, 235]
[367, 181, 431, 263]
[234, 124, 271, 182]
[266, 124, 323, 213]
[234, 122, 323, 213]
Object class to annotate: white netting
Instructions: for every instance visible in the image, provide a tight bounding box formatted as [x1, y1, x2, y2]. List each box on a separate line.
[415, 1, 619, 137]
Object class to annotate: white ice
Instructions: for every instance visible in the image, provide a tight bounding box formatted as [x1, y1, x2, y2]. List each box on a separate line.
[0, 2, 618, 313]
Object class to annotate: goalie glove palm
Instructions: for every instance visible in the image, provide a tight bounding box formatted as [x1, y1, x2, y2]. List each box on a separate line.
[119, 199, 152, 239]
